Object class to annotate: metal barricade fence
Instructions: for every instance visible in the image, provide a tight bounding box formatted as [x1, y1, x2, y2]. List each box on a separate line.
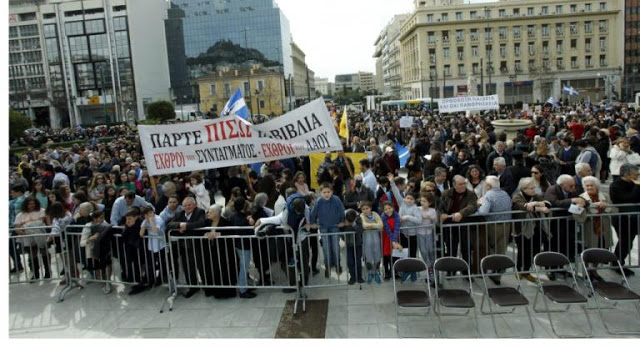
[58, 225, 171, 305]
[9, 226, 65, 284]
[162, 226, 301, 313]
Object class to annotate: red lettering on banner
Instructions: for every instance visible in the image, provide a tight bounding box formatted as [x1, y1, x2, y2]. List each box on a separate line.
[226, 120, 238, 139]
[153, 152, 186, 170]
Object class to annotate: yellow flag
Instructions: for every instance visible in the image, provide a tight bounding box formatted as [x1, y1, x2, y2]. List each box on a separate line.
[339, 106, 348, 139]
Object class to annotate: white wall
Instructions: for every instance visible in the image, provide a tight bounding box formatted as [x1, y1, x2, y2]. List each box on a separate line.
[127, 0, 171, 119]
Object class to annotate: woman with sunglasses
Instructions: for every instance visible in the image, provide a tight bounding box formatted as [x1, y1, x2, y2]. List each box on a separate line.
[530, 164, 550, 196]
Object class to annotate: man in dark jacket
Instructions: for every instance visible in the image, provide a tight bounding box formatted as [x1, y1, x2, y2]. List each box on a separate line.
[556, 137, 580, 176]
[544, 174, 587, 270]
[609, 164, 640, 276]
[166, 197, 207, 298]
[344, 175, 375, 211]
[439, 175, 478, 274]
[229, 197, 256, 298]
[485, 141, 512, 173]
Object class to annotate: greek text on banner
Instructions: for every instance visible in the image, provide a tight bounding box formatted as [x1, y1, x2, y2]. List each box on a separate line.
[437, 95, 500, 114]
[138, 98, 343, 176]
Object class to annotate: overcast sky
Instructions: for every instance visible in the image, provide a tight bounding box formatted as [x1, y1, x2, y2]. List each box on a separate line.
[276, 0, 495, 82]
[276, 0, 414, 82]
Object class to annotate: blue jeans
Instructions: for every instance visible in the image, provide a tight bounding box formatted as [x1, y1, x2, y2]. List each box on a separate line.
[236, 248, 252, 294]
[320, 227, 341, 270]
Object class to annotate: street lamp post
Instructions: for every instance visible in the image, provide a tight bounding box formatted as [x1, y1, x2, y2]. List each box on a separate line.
[99, 67, 108, 124]
[509, 74, 517, 108]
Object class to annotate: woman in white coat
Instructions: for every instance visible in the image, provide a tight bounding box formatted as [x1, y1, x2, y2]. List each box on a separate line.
[609, 138, 632, 181]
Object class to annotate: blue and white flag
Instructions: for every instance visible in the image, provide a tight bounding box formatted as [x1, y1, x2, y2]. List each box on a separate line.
[546, 96, 559, 108]
[396, 142, 410, 168]
[220, 88, 250, 120]
[562, 85, 579, 96]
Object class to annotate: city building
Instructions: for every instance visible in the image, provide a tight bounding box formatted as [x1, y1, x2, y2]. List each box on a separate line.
[399, 0, 624, 104]
[334, 73, 360, 94]
[197, 65, 285, 118]
[177, 0, 293, 79]
[373, 13, 410, 98]
[315, 77, 330, 96]
[358, 71, 377, 93]
[9, 0, 172, 127]
[164, 2, 193, 106]
[624, 0, 640, 101]
[374, 58, 384, 94]
[290, 41, 315, 108]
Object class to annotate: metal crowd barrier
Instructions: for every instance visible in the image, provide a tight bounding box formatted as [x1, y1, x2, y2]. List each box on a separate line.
[161, 226, 301, 313]
[9, 226, 65, 284]
[57, 225, 172, 306]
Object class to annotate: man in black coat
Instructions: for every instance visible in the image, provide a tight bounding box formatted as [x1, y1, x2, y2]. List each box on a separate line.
[556, 137, 580, 176]
[166, 196, 207, 298]
[609, 164, 640, 276]
[485, 141, 512, 173]
[344, 174, 375, 211]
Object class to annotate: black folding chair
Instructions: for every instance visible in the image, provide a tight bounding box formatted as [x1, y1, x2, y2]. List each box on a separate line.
[533, 251, 593, 338]
[480, 254, 535, 338]
[391, 258, 432, 337]
[581, 248, 640, 335]
[433, 257, 479, 338]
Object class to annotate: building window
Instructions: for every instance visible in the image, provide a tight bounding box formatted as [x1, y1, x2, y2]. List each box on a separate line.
[571, 39, 577, 49]
[472, 63, 479, 74]
[470, 29, 478, 41]
[443, 47, 450, 58]
[513, 8, 520, 16]
[570, 22, 578, 35]
[65, 21, 84, 36]
[441, 13, 448, 21]
[457, 47, 464, 59]
[585, 38, 591, 52]
[43, 24, 57, 38]
[527, 7, 534, 16]
[89, 34, 109, 61]
[599, 2, 606, 11]
[428, 32, 435, 43]
[599, 37, 606, 51]
[45, 38, 60, 63]
[486, 44, 492, 57]
[499, 9, 506, 18]
[442, 30, 450, 42]
[456, 30, 464, 41]
[556, 40, 563, 54]
[458, 64, 465, 75]
[527, 25, 535, 38]
[571, 56, 578, 68]
[113, 16, 128, 31]
[542, 24, 549, 37]
[485, 28, 492, 41]
[556, 23, 564, 35]
[599, 20, 607, 32]
[541, 6, 548, 15]
[19, 25, 38, 37]
[258, 80, 264, 91]
[600, 55, 606, 66]
[75, 62, 95, 90]
[259, 100, 265, 109]
[244, 82, 250, 95]
[10, 27, 19, 38]
[514, 43, 521, 56]
[555, 5, 563, 14]
[68, 36, 89, 62]
[209, 84, 216, 96]
[499, 27, 507, 40]
[557, 58, 564, 69]
[542, 41, 549, 54]
[515, 60, 522, 72]
[224, 83, 230, 98]
[484, 9, 491, 18]
[585, 55, 592, 67]
[585, 3, 592, 12]
[570, 4, 577, 13]
[444, 65, 450, 76]
[528, 59, 535, 70]
[455, 12, 462, 20]
[470, 11, 476, 20]
[513, 26, 521, 39]
[85, 19, 105, 34]
[584, 21, 592, 34]
[528, 42, 535, 55]
[471, 45, 478, 57]
[500, 44, 507, 57]
[114, 31, 130, 58]
[427, 14, 433, 22]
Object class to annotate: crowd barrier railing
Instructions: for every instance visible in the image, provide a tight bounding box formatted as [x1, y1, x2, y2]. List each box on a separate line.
[9, 226, 65, 285]
[161, 226, 301, 313]
[57, 225, 172, 307]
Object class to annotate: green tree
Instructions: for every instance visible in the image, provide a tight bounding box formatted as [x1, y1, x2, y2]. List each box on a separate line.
[146, 100, 175, 123]
[9, 109, 32, 142]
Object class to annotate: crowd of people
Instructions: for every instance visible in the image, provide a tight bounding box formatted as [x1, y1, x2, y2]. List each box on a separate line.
[8, 99, 640, 299]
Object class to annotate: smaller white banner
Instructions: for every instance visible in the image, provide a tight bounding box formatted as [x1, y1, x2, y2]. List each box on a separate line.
[399, 116, 414, 128]
[438, 95, 500, 113]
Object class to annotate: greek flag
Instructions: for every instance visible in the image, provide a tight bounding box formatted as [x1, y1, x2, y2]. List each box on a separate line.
[396, 142, 410, 168]
[546, 96, 559, 108]
[562, 85, 579, 96]
[220, 88, 250, 120]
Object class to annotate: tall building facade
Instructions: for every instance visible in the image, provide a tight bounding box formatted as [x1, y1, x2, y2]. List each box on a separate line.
[165, 3, 192, 104]
[624, 0, 640, 101]
[399, 0, 624, 104]
[334, 73, 360, 94]
[373, 13, 410, 98]
[315, 77, 329, 96]
[177, 0, 293, 78]
[291, 41, 315, 108]
[9, 0, 171, 127]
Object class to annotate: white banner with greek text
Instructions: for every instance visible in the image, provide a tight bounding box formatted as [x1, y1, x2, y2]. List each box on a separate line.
[139, 98, 342, 175]
[437, 95, 500, 113]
